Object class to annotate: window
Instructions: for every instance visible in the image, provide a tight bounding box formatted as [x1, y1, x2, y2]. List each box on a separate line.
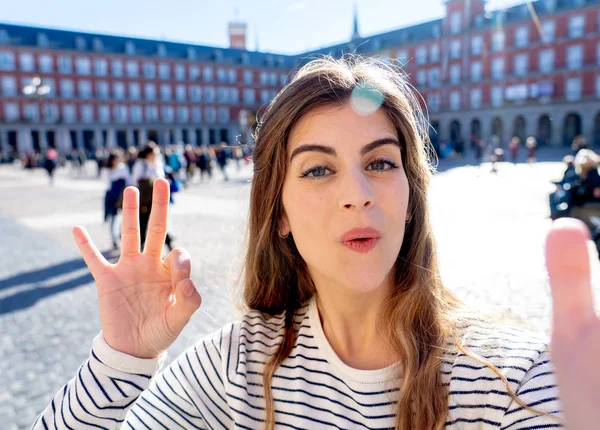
[450, 91, 460, 111]
[217, 68, 227, 82]
[205, 86, 215, 102]
[96, 81, 109, 99]
[113, 82, 125, 100]
[470, 61, 482, 82]
[76, 57, 91, 75]
[187, 47, 197, 60]
[192, 107, 202, 122]
[595, 75, 600, 98]
[471, 35, 483, 56]
[260, 71, 268, 86]
[280, 73, 287, 86]
[244, 88, 255, 104]
[569, 15, 585, 39]
[491, 86, 503, 107]
[428, 68, 440, 87]
[39, 55, 53, 73]
[0, 51, 15, 71]
[416, 46, 427, 65]
[190, 86, 202, 102]
[1, 76, 16, 96]
[396, 49, 408, 64]
[514, 54, 528, 76]
[60, 79, 74, 98]
[144, 83, 156, 100]
[93, 38, 103, 52]
[416, 70, 426, 87]
[24, 103, 39, 121]
[567, 45, 583, 69]
[58, 56, 72, 74]
[43, 104, 59, 122]
[81, 105, 94, 123]
[145, 105, 159, 122]
[125, 41, 135, 55]
[20, 53, 35, 71]
[515, 26, 529, 48]
[78, 80, 92, 99]
[230, 88, 239, 103]
[566, 77, 581, 100]
[218, 107, 230, 123]
[177, 107, 189, 123]
[43, 78, 56, 96]
[161, 106, 174, 122]
[157, 44, 166, 57]
[450, 64, 460, 85]
[176, 85, 186, 101]
[4, 102, 19, 121]
[175, 64, 186, 81]
[492, 31, 505, 52]
[126, 61, 138, 78]
[228, 69, 237, 83]
[492, 57, 504, 79]
[269, 72, 277, 87]
[205, 107, 216, 123]
[98, 105, 111, 123]
[542, 21, 555, 43]
[114, 105, 128, 123]
[450, 40, 461, 59]
[261, 89, 270, 103]
[112, 60, 123, 77]
[244, 70, 253, 85]
[131, 106, 143, 123]
[470, 88, 482, 109]
[217, 87, 229, 103]
[159, 63, 170, 79]
[429, 44, 440, 62]
[539, 49, 554, 73]
[63, 104, 76, 123]
[129, 82, 141, 100]
[450, 12, 461, 35]
[189, 66, 200, 81]
[143, 62, 156, 79]
[160, 84, 172, 101]
[204, 66, 214, 82]
[427, 93, 440, 112]
[94, 59, 108, 76]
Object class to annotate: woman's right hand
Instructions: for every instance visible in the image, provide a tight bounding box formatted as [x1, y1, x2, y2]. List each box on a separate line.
[73, 178, 202, 359]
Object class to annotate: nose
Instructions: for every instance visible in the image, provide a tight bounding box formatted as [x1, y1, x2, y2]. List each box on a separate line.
[339, 168, 374, 210]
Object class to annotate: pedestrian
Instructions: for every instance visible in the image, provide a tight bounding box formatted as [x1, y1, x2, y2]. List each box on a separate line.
[103, 150, 130, 249]
[37, 56, 598, 430]
[215, 141, 229, 181]
[42, 147, 58, 185]
[195, 146, 212, 182]
[508, 136, 520, 163]
[131, 141, 173, 252]
[183, 144, 197, 184]
[526, 136, 538, 164]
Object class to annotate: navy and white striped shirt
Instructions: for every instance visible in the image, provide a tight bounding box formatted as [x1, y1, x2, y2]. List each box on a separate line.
[33, 297, 562, 429]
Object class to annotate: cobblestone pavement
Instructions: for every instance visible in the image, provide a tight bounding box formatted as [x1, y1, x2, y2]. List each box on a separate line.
[1, 150, 599, 429]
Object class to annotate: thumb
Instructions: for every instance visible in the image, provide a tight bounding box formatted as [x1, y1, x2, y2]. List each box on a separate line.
[167, 278, 202, 335]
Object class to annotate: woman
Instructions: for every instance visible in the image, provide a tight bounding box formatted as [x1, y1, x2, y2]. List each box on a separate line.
[34, 57, 598, 429]
[103, 150, 130, 249]
[569, 149, 600, 230]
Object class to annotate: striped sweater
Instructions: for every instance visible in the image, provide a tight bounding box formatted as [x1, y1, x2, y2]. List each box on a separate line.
[33, 297, 562, 429]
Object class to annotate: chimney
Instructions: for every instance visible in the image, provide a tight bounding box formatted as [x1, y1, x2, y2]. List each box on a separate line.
[228, 22, 247, 50]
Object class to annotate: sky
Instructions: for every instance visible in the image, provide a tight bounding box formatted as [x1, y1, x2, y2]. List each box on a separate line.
[2, 0, 524, 54]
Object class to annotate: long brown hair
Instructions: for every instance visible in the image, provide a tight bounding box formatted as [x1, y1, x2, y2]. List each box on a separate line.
[241, 55, 547, 430]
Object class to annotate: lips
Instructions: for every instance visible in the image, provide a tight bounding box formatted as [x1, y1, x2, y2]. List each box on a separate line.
[340, 227, 381, 242]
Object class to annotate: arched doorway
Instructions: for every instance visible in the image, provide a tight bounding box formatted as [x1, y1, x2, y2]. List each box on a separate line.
[537, 114, 552, 146]
[513, 116, 526, 142]
[491, 117, 504, 146]
[470, 119, 481, 139]
[594, 112, 600, 147]
[563, 112, 582, 146]
[450, 120, 461, 143]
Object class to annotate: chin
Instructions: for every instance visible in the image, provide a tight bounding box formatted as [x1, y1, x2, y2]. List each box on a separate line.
[337, 268, 392, 296]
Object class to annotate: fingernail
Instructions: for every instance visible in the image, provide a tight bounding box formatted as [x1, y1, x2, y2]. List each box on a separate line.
[183, 281, 196, 298]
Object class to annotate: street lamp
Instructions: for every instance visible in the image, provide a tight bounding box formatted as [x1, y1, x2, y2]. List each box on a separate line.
[22, 76, 51, 154]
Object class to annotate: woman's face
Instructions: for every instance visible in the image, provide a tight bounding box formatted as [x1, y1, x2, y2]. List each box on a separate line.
[281, 102, 410, 296]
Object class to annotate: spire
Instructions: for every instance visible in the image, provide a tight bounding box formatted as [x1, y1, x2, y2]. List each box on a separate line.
[351, 2, 360, 40]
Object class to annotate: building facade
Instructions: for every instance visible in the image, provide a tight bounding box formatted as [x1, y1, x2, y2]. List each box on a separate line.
[1, 0, 600, 156]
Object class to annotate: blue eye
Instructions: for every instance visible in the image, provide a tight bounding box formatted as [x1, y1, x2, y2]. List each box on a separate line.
[367, 158, 398, 171]
[300, 165, 331, 179]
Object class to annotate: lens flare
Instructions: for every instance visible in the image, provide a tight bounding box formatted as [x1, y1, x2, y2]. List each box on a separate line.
[350, 82, 384, 116]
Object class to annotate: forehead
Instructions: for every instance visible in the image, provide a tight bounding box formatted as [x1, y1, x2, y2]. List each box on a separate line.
[288, 103, 397, 150]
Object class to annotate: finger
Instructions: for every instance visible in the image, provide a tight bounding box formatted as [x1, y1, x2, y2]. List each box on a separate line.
[164, 248, 191, 289]
[120, 187, 141, 257]
[167, 277, 202, 336]
[143, 178, 170, 258]
[72, 226, 111, 280]
[545, 218, 596, 335]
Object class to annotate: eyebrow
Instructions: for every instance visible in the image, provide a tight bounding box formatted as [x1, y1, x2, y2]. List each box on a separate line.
[289, 137, 401, 162]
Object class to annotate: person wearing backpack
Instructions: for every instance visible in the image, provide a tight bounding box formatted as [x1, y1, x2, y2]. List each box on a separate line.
[131, 142, 173, 252]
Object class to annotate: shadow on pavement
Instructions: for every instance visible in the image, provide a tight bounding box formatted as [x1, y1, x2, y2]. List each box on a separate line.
[0, 249, 119, 315]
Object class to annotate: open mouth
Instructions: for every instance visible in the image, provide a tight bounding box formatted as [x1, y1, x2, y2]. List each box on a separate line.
[342, 237, 378, 253]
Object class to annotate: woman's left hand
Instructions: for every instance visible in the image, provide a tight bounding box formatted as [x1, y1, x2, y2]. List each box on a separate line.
[546, 218, 600, 430]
